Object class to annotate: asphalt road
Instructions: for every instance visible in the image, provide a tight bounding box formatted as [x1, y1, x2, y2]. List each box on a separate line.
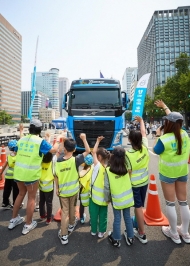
[0, 136, 190, 266]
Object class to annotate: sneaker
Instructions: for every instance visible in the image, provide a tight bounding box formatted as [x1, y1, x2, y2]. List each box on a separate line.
[19, 202, 24, 209]
[68, 217, 78, 233]
[22, 220, 37, 235]
[2, 203, 13, 210]
[80, 213, 86, 224]
[8, 215, 25, 229]
[34, 206, 39, 212]
[133, 228, 148, 244]
[46, 218, 52, 225]
[58, 229, 68, 245]
[162, 226, 181, 244]
[91, 232, 96, 236]
[124, 230, 134, 246]
[108, 231, 121, 248]
[98, 232, 106, 238]
[40, 214, 47, 221]
[177, 225, 190, 244]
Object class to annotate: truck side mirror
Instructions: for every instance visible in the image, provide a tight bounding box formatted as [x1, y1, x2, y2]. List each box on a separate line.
[121, 91, 130, 109]
[62, 94, 67, 109]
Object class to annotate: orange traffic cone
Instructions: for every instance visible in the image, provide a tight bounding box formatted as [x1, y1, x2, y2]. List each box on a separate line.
[1, 145, 6, 165]
[54, 206, 80, 222]
[0, 160, 5, 190]
[143, 174, 169, 226]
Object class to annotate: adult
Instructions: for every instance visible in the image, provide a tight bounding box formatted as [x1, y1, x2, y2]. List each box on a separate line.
[8, 119, 62, 235]
[146, 122, 150, 135]
[153, 100, 190, 244]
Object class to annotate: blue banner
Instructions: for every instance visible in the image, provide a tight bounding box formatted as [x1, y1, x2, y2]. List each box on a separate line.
[132, 73, 151, 119]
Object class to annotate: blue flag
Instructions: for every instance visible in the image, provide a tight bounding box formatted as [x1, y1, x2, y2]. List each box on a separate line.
[132, 73, 151, 119]
[100, 71, 104, 78]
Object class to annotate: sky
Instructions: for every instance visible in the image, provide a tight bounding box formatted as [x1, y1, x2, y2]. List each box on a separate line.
[0, 0, 190, 91]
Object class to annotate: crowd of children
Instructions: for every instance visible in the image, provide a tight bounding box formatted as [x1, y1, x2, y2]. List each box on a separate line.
[1, 112, 190, 247]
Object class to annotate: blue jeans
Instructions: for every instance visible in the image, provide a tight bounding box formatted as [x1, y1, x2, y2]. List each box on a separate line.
[112, 207, 134, 240]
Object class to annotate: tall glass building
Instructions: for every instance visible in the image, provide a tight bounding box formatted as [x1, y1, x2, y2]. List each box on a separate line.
[137, 6, 190, 97]
[32, 68, 59, 111]
[0, 14, 22, 121]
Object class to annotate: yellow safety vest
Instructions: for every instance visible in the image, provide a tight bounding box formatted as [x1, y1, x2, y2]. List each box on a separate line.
[79, 166, 93, 207]
[39, 161, 54, 192]
[14, 135, 43, 181]
[159, 130, 189, 178]
[126, 145, 149, 187]
[91, 164, 108, 206]
[5, 155, 16, 180]
[106, 167, 134, 210]
[55, 156, 79, 197]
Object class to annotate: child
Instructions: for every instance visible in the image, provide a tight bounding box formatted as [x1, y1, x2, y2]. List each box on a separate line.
[126, 116, 150, 244]
[89, 136, 110, 238]
[0, 140, 19, 209]
[105, 146, 134, 248]
[39, 152, 54, 225]
[55, 133, 90, 245]
[79, 154, 94, 224]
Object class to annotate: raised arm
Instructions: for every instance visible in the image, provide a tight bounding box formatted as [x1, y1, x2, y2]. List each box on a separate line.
[92, 136, 104, 166]
[134, 116, 146, 138]
[80, 133, 90, 158]
[154, 100, 171, 115]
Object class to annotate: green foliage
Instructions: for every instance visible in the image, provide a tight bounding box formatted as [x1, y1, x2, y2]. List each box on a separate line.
[0, 110, 13, 125]
[144, 53, 190, 126]
[21, 115, 29, 123]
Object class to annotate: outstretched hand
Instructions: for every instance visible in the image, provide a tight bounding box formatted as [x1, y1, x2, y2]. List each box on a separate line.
[80, 133, 86, 140]
[154, 100, 166, 108]
[97, 136, 104, 142]
[134, 116, 142, 123]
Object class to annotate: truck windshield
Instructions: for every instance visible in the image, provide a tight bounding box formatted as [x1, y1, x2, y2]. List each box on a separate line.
[70, 89, 121, 108]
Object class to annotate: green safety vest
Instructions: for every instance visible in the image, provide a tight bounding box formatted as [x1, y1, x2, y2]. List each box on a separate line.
[5, 155, 16, 180]
[55, 156, 79, 197]
[39, 161, 54, 192]
[79, 166, 93, 207]
[106, 167, 134, 210]
[14, 135, 43, 182]
[126, 145, 149, 187]
[91, 164, 108, 206]
[159, 130, 189, 178]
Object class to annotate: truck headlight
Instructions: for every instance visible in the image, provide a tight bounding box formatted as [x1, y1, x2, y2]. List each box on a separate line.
[113, 132, 121, 144]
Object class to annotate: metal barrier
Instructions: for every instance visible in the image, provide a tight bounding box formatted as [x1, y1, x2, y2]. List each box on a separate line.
[0, 135, 20, 146]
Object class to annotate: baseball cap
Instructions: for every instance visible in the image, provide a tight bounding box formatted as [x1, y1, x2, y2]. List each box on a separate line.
[163, 112, 183, 122]
[30, 119, 42, 127]
[84, 154, 93, 165]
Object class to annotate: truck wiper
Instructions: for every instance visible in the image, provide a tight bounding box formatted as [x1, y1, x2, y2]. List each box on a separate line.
[74, 104, 91, 109]
[99, 104, 114, 109]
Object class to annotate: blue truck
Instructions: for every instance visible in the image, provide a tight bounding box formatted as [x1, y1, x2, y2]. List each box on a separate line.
[62, 78, 129, 151]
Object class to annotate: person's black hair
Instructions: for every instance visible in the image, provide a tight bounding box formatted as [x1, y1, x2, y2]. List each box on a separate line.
[109, 146, 128, 176]
[64, 138, 76, 152]
[128, 130, 143, 152]
[29, 124, 42, 135]
[97, 147, 110, 161]
[42, 152, 53, 163]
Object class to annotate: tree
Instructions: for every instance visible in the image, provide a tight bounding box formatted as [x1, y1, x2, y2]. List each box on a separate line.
[0, 110, 13, 125]
[21, 115, 29, 123]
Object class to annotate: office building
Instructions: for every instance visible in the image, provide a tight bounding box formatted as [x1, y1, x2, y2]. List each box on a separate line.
[39, 108, 60, 123]
[130, 69, 138, 101]
[122, 67, 137, 100]
[32, 68, 59, 111]
[138, 6, 190, 97]
[21, 90, 47, 119]
[0, 14, 22, 121]
[59, 77, 69, 117]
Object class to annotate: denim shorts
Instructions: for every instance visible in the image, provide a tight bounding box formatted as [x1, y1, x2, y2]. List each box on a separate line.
[14, 180, 39, 186]
[132, 184, 148, 208]
[159, 173, 188, 184]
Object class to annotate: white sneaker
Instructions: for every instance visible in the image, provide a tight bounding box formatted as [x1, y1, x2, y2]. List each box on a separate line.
[22, 220, 37, 235]
[98, 232, 106, 238]
[177, 225, 190, 244]
[58, 229, 68, 245]
[91, 232, 96, 236]
[68, 217, 78, 233]
[162, 226, 181, 244]
[8, 215, 25, 229]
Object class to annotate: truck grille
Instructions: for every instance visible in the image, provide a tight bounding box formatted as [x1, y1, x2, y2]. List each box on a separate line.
[74, 120, 115, 149]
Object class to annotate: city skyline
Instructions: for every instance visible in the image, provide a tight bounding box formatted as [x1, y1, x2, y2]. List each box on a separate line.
[1, 0, 190, 92]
